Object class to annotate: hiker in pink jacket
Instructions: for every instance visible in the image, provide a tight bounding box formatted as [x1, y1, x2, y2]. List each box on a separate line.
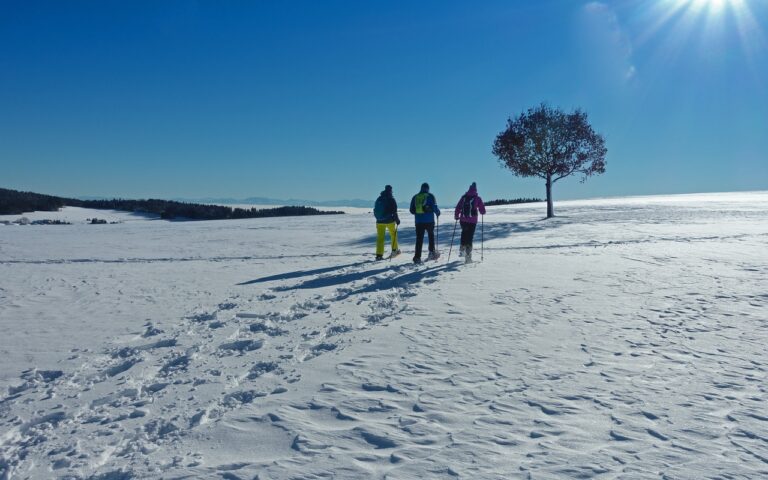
[454, 182, 486, 263]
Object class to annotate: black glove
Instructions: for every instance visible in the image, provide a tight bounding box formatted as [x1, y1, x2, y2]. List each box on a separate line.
[396, 218, 401, 226]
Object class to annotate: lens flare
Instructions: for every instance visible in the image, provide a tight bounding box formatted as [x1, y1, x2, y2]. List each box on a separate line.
[638, 0, 765, 60]
[679, 0, 749, 16]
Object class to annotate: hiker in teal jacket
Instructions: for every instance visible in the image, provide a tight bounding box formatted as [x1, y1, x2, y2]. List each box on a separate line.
[409, 182, 441, 263]
[373, 185, 401, 260]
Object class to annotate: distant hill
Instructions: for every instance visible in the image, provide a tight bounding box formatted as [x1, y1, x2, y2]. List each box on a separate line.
[181, 196, 545, 210]
[0, 188, 69, 215]
[177, 196, 375, 208]
[0, 188, 344, 220]
[485, 197, 542, 206]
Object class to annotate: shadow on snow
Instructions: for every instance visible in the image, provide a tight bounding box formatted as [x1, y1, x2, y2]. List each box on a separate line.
[237, 258, 461, 298]
[343, 219, 563, 248]
[270, 262, 462, 298]
[333, 263, 462, 299]
[237, 261, 369, 286]
[236, 218, 561, 291]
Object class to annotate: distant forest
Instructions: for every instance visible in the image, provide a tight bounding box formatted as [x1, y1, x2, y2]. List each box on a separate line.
[485, 197, 542, 206]
[0, 188, 344, 220]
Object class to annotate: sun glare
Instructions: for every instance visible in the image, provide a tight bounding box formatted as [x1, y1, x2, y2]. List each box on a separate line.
[687, 0, 742, 14]
[637, 0, 766, 64]
[695, 0, 724, 11]
[643, 0, 754, 39]
[671, 0, 750, 16]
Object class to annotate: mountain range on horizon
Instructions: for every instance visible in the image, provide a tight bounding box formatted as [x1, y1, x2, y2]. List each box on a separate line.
[179, 196, 544, 209]
[27, 195, 541, 209]
[175, 196, 376, 209]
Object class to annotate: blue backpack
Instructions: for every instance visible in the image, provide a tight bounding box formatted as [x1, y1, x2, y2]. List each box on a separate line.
[374, 197, 387, 221]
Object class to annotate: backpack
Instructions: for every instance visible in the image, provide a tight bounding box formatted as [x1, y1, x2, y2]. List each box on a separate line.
[461, 195, 477, 218]
[414, 193, 433, 214]
[374, 196, 387, 221]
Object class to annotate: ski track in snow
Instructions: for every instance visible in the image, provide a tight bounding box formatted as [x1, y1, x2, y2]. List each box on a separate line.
[1, 192, 767, 479]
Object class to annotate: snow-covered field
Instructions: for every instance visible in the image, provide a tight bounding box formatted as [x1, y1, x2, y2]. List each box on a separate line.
[0, 206, 159, 225]
[1, 191, 767, 479]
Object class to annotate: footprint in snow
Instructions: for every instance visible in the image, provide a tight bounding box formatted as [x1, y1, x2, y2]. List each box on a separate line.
[249, 322, 288, 337]
[188, 311, 216, 323]
[161, 354, 191, 375]
[218, 339, 264, 354]
[248, 361, 280, 379]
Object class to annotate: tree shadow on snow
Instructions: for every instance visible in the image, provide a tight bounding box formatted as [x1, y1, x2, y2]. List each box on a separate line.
[343, 219, 564, 248]
[237, 261, 370, 286]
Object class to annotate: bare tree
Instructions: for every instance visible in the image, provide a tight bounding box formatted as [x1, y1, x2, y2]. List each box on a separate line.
[492, 103, 607, 218]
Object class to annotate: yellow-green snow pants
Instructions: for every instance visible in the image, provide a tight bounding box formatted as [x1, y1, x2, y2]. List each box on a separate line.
[376, 222, 398, 256]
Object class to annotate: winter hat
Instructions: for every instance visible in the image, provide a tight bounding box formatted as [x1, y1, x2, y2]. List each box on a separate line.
[384, 185, 392, 193]
[421, 182, 429, 192]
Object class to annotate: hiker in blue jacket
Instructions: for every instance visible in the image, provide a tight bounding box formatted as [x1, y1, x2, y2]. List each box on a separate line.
[409, 182, 441, 263]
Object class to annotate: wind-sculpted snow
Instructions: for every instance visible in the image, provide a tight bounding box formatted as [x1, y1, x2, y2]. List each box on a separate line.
[1, 192, 767, 479]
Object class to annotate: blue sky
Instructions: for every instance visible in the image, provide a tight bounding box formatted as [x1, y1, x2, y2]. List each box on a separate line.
[1, 0, 766, 203]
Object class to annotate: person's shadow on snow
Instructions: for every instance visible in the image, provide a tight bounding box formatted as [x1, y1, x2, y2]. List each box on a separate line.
[344, 219, 563, 249]
[332, 263, 462, 299]
[269, 262, 461, 298]
[238, 260, 461, 298]
[237, 261, 370, 286]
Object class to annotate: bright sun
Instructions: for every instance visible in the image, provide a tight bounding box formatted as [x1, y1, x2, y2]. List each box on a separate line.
[638, 0, 764, 65]
[655, 0, 764, 40]
[682, 0, 745, 14]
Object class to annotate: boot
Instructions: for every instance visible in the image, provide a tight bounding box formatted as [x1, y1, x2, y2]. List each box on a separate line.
[465, 246, 472, 264]
[458, 245, 465, 257]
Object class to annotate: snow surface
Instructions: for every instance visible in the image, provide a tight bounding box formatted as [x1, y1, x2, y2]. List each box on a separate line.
[1, 191, 767, 479]
[0, 206, 159, 224]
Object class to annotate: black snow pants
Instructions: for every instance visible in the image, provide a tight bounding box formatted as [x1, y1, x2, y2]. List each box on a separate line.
[460, 221, 477, 247]
[414, 222, 435, 261]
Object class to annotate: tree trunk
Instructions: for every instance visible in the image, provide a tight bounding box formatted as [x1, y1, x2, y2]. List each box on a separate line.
[545, 174, 554, 218]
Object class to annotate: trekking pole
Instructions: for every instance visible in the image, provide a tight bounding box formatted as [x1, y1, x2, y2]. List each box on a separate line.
[447, 219, 458, 262]
[436, 216, 439, 255]
[481, 215, 484, 261]
[390, 224, 398, 262]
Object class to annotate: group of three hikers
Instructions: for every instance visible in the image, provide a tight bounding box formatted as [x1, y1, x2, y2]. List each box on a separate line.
[374, 182, 486, 264]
